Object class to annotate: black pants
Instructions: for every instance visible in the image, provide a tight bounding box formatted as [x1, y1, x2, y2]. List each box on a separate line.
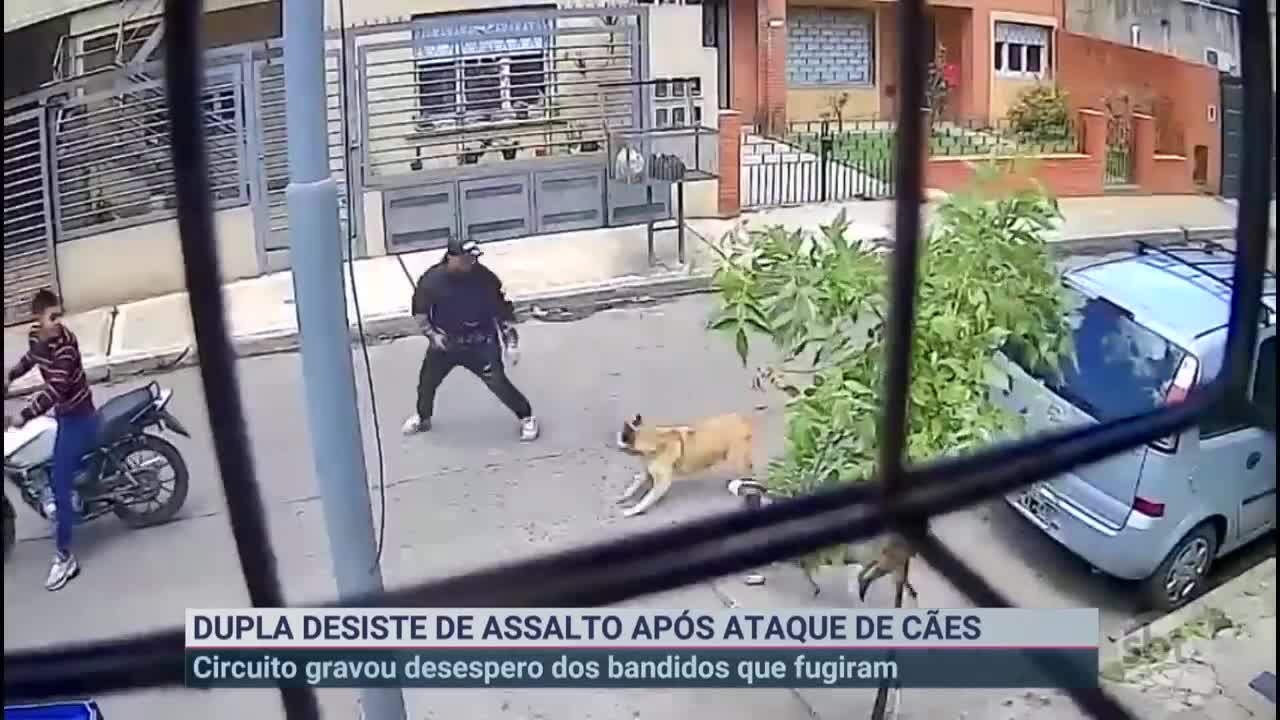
[416, 340, 532, 421]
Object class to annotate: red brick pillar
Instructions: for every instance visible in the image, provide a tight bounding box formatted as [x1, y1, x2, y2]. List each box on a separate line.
[718, 109, 743, 218]
[757, 0, 787, 135]
[1078, 109, 1106, 195]
[1131, 112, 1157, 190]
[1079, 109, 1106, 157]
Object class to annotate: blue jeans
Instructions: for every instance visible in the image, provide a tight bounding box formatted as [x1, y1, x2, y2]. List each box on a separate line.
[52, 411, 98, 555]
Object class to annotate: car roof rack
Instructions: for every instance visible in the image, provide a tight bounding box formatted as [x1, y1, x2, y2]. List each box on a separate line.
[1136, 239, 1277, 326]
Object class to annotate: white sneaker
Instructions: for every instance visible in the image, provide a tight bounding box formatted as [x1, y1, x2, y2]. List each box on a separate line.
[519, 416, 540, 442]
[401, 413, 430, 435]
[45, 551, 80, 592]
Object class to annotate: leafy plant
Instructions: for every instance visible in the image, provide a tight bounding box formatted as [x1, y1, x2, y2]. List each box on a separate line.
[706, 164, 1076, 574]
[1007, 84, 1073, 141]
[825, 91, 851, 133]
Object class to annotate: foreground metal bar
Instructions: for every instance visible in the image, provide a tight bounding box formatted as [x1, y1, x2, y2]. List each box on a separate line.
[159, 1, 321, 718]
[1222, 0, 1275, 402]
[872, 0, 930, 715]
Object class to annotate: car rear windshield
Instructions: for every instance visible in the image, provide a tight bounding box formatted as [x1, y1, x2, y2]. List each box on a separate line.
[1003, 286, 1190, 423]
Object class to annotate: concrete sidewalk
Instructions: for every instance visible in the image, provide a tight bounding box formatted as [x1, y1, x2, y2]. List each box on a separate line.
[4, 194, 1270, 396]
[1101, 557, 1276, 718]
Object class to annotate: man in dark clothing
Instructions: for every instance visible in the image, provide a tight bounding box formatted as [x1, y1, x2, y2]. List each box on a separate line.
[402, 238, 539, 441]
[3, 289, 98, 591]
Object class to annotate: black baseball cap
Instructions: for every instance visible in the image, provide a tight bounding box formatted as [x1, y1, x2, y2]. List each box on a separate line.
[445, 238, 483, 258]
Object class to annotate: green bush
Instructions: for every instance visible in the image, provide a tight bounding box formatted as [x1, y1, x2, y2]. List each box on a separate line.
[707, 164, 1075, 573]
[1007, 85, 1072, 141]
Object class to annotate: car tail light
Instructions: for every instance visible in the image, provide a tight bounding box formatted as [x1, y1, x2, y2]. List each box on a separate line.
[1165, 355, 1200, 405]
[1132, 496, 1166, 517]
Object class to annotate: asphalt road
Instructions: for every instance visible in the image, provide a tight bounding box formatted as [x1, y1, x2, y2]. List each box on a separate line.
[3, 291, 1273, 720]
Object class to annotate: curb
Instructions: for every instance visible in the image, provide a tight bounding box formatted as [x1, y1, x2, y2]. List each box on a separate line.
[1, 227, 1239, 396]
[1107, 557, 1277, 664]
[4, 270, 717, 396]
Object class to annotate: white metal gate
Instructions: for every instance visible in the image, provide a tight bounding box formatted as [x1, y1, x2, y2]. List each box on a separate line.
[3, 106, 57, 325]
[248, 49, 352, 272]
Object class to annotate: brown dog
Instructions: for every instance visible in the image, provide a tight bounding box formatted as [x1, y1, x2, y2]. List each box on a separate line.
[614, 413, 756, 517]
[855, 534, 918, 601]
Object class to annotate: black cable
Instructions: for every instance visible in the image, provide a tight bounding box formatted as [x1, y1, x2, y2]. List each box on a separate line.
[159, 1, 321, 718]
[334, 0, 390, 569]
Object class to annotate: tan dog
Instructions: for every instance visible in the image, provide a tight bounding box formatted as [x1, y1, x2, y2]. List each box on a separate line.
[614, 413, 756, 517]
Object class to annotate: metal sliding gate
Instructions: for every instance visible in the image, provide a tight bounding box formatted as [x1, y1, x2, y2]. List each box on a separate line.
[357, 8, 649, 253]
[51, 67, 249, 239]
[248, 47, 353, 271]
[3, 64, 251, 324]
[2, 107, 57, 325]
[1221, 73, 1276, 201]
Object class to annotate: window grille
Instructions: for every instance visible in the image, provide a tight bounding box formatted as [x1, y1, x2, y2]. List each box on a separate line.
[4, 3, 1274, 720]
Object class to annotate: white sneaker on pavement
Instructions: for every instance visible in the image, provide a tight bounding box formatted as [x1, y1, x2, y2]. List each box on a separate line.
[45, 551, 80, 591]
[519, 416, 540, 442]
[401, 413, 430, 435]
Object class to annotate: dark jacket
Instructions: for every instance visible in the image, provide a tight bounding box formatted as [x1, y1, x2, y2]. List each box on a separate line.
[411, 260, 516, 343]
[8, 325, 95, 421]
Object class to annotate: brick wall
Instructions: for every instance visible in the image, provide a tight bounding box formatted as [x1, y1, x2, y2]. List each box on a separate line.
[758, 0, 788, 133]
[1056, 30, 1221, 194]
[785, 7, 875, 87]
[718, 109, 743, 217]
[925, 109, 1106, 196]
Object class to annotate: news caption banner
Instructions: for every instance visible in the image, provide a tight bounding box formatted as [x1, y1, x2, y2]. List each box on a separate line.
[186, 608, 1100, 690]
[186, 608, 1098, 690]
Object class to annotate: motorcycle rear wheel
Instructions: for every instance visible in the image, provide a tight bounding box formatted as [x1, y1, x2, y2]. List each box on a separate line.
[111, 434, 190, 529]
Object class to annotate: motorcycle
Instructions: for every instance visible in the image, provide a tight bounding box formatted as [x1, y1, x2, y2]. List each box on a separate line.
[3, 381, 191, 563]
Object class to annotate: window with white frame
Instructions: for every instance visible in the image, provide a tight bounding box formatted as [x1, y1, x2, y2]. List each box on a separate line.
[993, 22, 1051, 79]
[413, 17, 552, 126]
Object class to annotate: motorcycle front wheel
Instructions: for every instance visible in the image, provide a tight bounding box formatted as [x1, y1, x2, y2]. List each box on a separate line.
[111, 434, 191, 529]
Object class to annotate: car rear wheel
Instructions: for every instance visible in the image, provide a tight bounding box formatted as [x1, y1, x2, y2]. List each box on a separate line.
[1144, 523, 1217, 612]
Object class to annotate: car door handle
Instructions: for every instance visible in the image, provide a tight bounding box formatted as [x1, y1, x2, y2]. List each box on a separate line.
[1246, 451, 1262, 470]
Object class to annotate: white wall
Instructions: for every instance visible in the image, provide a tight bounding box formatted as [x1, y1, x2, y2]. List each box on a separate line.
[647, 4, 720, 218]
[56, 205, 259, 312]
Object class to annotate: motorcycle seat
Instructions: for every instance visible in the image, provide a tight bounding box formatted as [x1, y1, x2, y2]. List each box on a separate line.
[93, 388, 154, 449]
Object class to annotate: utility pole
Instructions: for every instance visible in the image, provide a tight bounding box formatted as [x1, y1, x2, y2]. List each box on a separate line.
[283, 1, 408, 719]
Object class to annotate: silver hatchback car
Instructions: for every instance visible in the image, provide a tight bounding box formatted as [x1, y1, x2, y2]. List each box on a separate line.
[997, 243, 1276, 611]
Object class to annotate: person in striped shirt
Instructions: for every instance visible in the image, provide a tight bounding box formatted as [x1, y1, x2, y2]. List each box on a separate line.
[4, 289, 98, 591]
